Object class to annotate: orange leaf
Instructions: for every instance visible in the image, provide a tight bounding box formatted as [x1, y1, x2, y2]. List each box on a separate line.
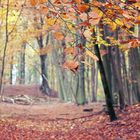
[78, 21, 90, 27]
[30, 0, 37, 6]
[53, 32, 64, 41]
[135, 16, 140, 24]
[39, 6, 48, 14]
[39, 0, 46, 4]
[64, 47, 77, 55]
[51, 24, 60, 30]
[53, 0, 61, 4]
[39, 46, 52, 55]
[73, 0, 81, 4]
[62, 61, 79, 72]
[131, 40, 139, 48]
[77, 4, 89, 12]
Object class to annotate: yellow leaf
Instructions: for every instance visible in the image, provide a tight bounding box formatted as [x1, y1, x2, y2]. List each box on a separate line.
[134, 2, 140, 9]
[85, 50, 99, 61]
[115, 19, 124, 26]
[45, 18, 55, 26]
[109, 22, 117, 30]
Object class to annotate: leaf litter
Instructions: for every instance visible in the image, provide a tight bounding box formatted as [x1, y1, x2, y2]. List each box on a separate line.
[0, 102, 140, 140]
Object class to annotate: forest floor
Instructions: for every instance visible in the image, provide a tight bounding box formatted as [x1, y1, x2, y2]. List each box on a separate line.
[0, 85, 140, 140]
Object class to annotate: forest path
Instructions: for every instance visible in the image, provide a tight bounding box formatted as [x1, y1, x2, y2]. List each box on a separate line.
[0, 84, 103, 120]
[0, 85, 140, 139]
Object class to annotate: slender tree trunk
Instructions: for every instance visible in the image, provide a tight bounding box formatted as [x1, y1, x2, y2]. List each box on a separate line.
[10, 56, 13, 84]
[19, 43, 26, 84]
[91, 62, 98, 102]
[94, 44, 117, 121]
[0, 0, 9, 94]
[51, 37, 68, 101]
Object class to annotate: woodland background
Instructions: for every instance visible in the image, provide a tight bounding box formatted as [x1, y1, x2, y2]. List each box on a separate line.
[0, 0, 140, 138]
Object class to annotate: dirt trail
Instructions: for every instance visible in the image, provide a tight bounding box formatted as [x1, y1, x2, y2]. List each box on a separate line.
[0, 102, 103, 119]
[0, 85, 140, 139]
[0, 84, 103, 120]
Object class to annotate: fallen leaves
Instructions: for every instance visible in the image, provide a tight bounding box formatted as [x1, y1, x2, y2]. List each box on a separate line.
[1, 103, 140, 139]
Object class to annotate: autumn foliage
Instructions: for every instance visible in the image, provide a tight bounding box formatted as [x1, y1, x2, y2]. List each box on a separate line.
[25, 0, 140, 71]
[0, 0, 140, 138]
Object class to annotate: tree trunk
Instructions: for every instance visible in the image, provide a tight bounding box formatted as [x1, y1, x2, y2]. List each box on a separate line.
[76, 36, 86, 105]
[40, 54, 50, 95]
[128, 48, 140, 103]
[37, 35, 50, 95]
[19, 44, 26, 84]
[76, 61, 86, 105]
[91, 62, 98, 102]
[10, 56, 13, 84]
[94, 44, 117, 121]
[111, 47, 125, 109]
